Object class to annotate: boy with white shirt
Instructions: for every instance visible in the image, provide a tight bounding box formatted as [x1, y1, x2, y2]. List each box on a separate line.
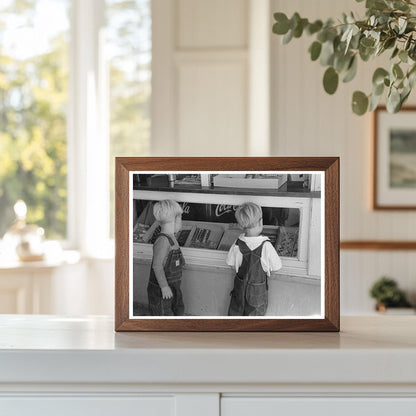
[226, 202, 282, 316]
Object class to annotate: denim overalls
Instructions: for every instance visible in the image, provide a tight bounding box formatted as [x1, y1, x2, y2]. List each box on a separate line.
[228, 239, 269, 316]
[147, 233, 185, 316]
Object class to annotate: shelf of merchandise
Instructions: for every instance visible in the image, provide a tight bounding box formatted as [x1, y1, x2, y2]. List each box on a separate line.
[132, 188, 320, 278]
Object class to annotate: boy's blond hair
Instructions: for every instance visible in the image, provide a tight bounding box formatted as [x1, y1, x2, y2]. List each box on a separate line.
[235, 202, 262, 229]
[153, 199, 183, 223]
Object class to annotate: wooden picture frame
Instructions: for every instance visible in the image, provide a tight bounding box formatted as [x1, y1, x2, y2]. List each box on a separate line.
[373, 106, 416, 210]
[115, 157, 339, 332]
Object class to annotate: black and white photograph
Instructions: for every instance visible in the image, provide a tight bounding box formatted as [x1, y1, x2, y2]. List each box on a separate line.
[130, 172, 324, 319]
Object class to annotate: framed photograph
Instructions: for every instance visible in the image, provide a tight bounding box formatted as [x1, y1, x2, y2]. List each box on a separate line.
[115, 157, 339, 331]
[374, 106, 416, 209]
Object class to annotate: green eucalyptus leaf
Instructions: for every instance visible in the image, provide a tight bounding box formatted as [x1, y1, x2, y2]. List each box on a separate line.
[393, 0, 409, 11]
[396, 80, 405, 89]
[359, 44, 375, 61]
[393, 63, 404, 79]
[360, 37, 375, 48]
[366, 0, 388, 10]
[391, 47, 399, 59]
[293, 18, 309, 38]
[282, 29, 294, 44]
[317, 29, 328, 43]
[369, 92, 383, 111]
[399, 49, 408, 63]
[320, 40, 335, 66]
[372, 67, 389, 85]
[352, 91, 369, 115]
[323, 67, 339, 94]
[401, 89, 411, 105]
[307, 20, 323, 35]
[377, 14, 389, 25]
[342, 56, 358, 82]
[374, 82, 385, 96]
[383, 37, 396, 50]
[408, 63, 416, 77]
[273, 14, 289, 35]
[325, 27, 338, 42]
[334, 52, 352, 72]
[273, 13, 290, 35]
[405, 34, 413, 51]
[350, 33, 361, 49]
[309, 41, 322, 61]
[386, 87, 401, 113]
[408, 71, 416, 88]
[333, 35, 341, 52]
[289, 12, 301, 31]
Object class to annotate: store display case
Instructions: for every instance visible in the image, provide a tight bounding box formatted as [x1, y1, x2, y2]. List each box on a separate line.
[132, 174, 320, 275]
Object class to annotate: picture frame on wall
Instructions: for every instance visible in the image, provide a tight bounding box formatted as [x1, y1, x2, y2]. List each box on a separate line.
[374, 106, 416, 210]
[115, 157, 339, 332]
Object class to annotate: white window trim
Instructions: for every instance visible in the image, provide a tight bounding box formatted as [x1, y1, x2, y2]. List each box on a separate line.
[68, 0, 112, 258]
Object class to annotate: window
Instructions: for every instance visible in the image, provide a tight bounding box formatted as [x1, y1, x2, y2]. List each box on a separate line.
[0, 0, 152, 253]
[0, 0, 70, 239]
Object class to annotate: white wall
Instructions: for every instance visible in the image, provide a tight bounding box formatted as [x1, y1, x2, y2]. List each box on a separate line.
[271, 0, 416, 313]
[152, 0, 251, 156]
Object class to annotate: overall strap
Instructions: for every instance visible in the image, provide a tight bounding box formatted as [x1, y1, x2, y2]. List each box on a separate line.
[236, 239, 251, 255]
[155, 233, 175, 246]
[253, 238, 271, 255]
[237, 238, 271, 255]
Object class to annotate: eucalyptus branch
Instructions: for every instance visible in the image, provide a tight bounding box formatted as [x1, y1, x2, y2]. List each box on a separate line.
[272, 0, 416, 115]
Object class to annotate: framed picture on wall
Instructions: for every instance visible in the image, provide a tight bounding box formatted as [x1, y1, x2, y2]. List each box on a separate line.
[374, 106, 416, 209]
[115, 157, 339, 332]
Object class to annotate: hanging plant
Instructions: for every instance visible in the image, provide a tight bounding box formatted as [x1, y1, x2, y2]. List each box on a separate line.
[272, 0, 416, 115]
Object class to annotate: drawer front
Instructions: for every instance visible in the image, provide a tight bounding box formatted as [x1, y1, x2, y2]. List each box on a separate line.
[0, 396, 175, 416]
[222, 397, 416, 416]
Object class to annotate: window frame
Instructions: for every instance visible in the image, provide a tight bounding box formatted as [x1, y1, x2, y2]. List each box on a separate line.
[67, 0, 112, 257]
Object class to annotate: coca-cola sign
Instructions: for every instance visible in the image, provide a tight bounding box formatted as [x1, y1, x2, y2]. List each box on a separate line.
[181, 202, 237, 223]
[215, 204, 237, 217]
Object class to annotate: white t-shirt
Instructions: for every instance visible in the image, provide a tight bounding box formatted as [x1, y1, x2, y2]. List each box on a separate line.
[226, 234, 282, 276]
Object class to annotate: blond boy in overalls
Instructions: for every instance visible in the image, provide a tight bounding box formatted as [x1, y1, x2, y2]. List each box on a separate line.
[147, 199, 186, 316]
[227, 202, 282, 316]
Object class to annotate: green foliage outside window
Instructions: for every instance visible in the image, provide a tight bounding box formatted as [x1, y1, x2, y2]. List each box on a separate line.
[0, 1, 69, 238]
[0, 0, 151, 240]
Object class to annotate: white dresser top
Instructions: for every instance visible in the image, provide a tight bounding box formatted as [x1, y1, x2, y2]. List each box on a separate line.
[0, 315, 415, 386]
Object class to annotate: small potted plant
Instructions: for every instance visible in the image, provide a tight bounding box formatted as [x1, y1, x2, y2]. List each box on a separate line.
[370, 276, 413, 313]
